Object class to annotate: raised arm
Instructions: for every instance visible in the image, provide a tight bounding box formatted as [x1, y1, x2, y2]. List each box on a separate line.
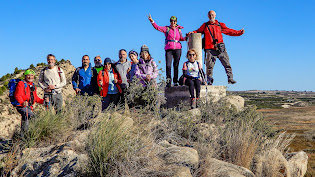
[220, 22, 245, 36]
[148, 14, 167, 33]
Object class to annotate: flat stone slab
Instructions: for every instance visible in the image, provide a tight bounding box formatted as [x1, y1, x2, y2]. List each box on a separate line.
[164, 85, 226, 108]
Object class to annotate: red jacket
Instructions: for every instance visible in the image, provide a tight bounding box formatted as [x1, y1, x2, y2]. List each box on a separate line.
[97, 69, 122, 97]
[193, 20, 243, 50]
[14, 80, 44, 109]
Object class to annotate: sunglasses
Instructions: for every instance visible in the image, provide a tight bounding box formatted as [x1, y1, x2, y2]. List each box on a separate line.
[170, 20, 177, 22]
[188, 53, 196, 56]
[94, 59, 101, 62]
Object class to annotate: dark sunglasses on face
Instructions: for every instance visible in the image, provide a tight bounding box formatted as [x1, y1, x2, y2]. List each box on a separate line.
[188, 53, 196, 56]
[171, 20, 177, 22]
[94, 59, 101, 62]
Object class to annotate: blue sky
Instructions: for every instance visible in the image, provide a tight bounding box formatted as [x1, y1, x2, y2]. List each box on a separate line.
[0, 0, 314, 91]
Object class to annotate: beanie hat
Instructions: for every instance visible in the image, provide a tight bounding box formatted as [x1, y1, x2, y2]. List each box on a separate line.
[128, 50, 138, 57]
[104, 57, 112, 64]
[140, 44, 149, 54]
[170, 16, 177, 21]
[24, 69, 35, 76]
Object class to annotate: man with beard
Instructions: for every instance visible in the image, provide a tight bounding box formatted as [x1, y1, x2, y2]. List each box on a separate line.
[39, 54, 66, 113]
[115, 49, 131, 103]
[91, 55, 103, 95]
[72, 55, 94, 96]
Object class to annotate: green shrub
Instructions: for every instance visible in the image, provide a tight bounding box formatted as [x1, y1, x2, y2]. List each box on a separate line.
[0, 73, 11, 81]
[29, 64, 35, 70]
[22, 110, 68, 148]
[13, 67, 22, 74]
[87, 113, 133, 176]
[126, 77, 166, 110]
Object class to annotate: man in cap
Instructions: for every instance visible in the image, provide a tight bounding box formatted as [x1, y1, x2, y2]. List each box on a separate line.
[39, 54, 66, 113]
[188, 10, 245, 85]
[15, 69, 48, 135]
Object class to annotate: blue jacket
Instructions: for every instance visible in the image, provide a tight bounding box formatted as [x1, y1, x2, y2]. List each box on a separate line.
[72, 63, 94, 95]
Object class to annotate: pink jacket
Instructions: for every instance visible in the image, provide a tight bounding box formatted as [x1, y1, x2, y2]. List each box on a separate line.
[151, 22, 185, 50]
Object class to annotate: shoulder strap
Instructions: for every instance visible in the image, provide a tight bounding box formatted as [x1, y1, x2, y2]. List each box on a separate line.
[57, 67, 61, 79]
[206, 22, 218, 45]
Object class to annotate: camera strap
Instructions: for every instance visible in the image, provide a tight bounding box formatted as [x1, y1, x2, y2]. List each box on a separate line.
[205, 22, 218, 45]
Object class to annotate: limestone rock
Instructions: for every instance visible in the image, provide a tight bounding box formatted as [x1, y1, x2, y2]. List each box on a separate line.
[172, 166, 193, 177]
[11, 144, 88, 176]
[251, 148, 290, 177]
[201, 158, 255, 177]
[158, 140, 199, 168]
[220, 95, 244, 111]
[285, 151, 308, 177]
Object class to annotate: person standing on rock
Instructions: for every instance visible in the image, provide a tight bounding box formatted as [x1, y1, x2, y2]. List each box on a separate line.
[91, 55, 103, 95]
[135, 45, 159, 87]
[148, 14, 185, 87]
[98, 58, 122, 110]
[15, 69, 48, 136]
[39, 54, 66, 113]
[72, 55, 94, 96]
[188, 10, 245, 85]
[182, 49, 206, 109]
[115, 49, 131, 103]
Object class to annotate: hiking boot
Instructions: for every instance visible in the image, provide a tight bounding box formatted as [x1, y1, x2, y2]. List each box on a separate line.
[190, 98, 196, 109]
[228, 78, 237, 84]
[207, 76, 214, 85]
[196, 98, 199, 108]
[166, 82, 171, 88]
[174, 82, 179, 86]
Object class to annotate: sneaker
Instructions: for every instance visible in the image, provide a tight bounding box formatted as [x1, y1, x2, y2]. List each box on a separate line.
[174, 82, 179, 86]
[207, 76, 214, 85]
[228, 79, 237, 84]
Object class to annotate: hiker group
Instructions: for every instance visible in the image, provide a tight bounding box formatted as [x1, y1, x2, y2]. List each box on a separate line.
[11, 10, 244, 135]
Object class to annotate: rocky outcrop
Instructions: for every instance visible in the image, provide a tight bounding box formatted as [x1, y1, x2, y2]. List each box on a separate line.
[220, 95, 245, 111]
[286, 151, 308, 177]
[158, 140, 199, 168]
[200, 158, 255, 177]
[11, 144, 88, 176]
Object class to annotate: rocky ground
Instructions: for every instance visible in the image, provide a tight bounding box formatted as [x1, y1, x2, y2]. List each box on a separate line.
[0, 61, 310, 176]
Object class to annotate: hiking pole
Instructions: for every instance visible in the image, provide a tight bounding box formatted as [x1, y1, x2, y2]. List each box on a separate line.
[200, 68, 208, 105]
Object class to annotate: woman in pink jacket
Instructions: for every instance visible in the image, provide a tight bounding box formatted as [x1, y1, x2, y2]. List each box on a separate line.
[148, 14, 185, 87]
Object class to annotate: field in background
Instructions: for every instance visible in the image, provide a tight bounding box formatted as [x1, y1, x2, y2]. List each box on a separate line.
[233, 90, 315, 176]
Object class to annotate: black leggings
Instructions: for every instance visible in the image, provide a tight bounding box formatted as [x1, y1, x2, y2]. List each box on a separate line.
[185, 78, 201, 98]
[165, 49, 181, 83]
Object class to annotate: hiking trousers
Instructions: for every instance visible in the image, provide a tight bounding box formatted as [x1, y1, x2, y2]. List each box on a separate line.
[102, 94, 120, 111]
[205, 49, 233, 80]
[16, 106, 35, 137]
[185, 78, 201, 98]
[45, 92, 63, 113]
[165, 49, 181, 84]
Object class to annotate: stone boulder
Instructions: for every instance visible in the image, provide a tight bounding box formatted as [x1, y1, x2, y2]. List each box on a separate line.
[200, 158, 255, 177]
[285, 151, 308, 177]
[158, 140, 199, 168]
[251, 148, 290, 177]
[220, 95, 244, 111]
[172, 166, 193, 177]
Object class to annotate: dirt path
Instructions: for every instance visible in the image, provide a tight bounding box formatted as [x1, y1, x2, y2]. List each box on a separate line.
[259, 106, 315, 176]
